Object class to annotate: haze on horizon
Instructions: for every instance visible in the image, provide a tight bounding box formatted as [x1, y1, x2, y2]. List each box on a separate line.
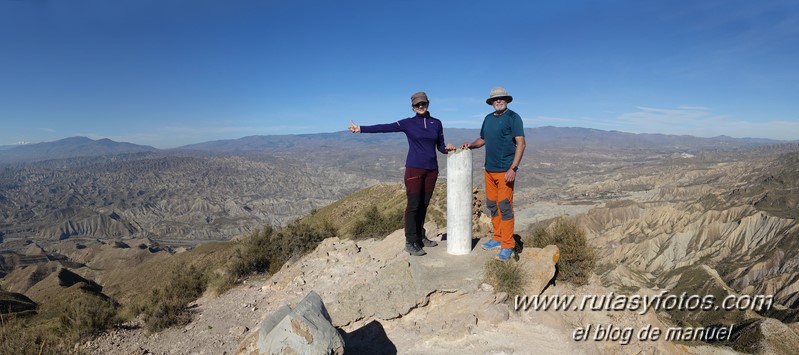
[2, 0, 798, 148]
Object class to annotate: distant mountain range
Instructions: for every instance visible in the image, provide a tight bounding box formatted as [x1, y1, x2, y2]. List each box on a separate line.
[523, 126, 783, 148]
[179, 127, 786, 154]
[0, 136, 157, 163]
[0, 127, 791, 163]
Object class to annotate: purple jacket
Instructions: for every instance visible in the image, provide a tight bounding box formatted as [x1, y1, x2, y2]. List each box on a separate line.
[360, 113, 447, 170]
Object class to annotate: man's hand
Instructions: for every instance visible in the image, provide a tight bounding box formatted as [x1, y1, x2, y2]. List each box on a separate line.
[461, 138, 485, 150]
[504, 168, 516, 183]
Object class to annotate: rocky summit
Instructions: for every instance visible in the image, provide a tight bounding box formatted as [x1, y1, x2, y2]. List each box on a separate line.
[80, 228, 780, 354]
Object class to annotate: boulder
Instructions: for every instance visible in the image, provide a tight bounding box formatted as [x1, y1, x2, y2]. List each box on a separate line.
[242, 291, 345, 355]
[518, 245, 560, 295]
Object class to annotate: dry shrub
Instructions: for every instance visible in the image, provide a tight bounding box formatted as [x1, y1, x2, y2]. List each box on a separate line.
[265, 220, 336, 274]
[526, 217, 596, 286]
[484, 259, 526, 297]
[0, 293, 117, 355]
[350, 205, 403, 240]
[58, 294, 118, 340]
[142, 263, 207, 332]
[206, 268, 239, 297]
[0, 314, 67, 355]
[226, 224, 275, 279]
[212, 220, 337, 295]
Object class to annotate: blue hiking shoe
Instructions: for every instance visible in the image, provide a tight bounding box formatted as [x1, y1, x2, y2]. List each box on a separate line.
[496, 248, 513, 261]
[481, 239, 501, 250]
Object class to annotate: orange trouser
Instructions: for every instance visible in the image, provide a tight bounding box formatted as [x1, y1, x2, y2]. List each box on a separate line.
[484, 170, 515, 249]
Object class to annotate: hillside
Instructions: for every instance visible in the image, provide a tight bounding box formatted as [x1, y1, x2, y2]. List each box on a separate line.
[571, 151, 799, 329]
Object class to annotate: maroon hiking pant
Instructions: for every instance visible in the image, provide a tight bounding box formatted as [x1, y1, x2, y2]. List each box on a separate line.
[404, 167, 439, 244]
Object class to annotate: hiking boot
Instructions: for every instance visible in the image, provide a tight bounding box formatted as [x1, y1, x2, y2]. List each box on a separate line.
[419, 237, 438, 247]
[481, 239, 501, 250]
[405, 242, 427, 256]
[495, 248, 513, 261]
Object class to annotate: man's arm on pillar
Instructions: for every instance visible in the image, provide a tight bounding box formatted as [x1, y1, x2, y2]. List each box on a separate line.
[462, 137, 485, 150]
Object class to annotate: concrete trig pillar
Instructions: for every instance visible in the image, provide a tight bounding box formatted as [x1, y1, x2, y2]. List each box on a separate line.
[447, 148, 472, 255]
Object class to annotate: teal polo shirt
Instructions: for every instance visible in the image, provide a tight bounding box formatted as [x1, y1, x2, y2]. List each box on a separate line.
[480, 109, 524, 172]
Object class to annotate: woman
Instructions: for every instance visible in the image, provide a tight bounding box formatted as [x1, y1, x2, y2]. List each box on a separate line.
[348, 91, 455, 256]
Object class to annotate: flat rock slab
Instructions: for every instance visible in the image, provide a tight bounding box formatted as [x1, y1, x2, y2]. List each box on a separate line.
[408, 238, 493, 294]
[328, 258, 417, 327]
[329, 234, 496, 328]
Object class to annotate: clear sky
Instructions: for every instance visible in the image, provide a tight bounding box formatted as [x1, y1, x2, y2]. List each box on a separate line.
[2, 0, 798, 148]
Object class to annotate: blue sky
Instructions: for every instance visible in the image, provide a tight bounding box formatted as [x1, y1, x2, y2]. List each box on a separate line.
[2, 0, 798, 148]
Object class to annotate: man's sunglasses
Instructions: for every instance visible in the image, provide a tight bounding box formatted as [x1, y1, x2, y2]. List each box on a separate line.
[414, 102, 429, 108]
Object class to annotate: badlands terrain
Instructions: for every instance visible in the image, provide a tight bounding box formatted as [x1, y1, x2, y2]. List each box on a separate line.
[1, 128, 798, 353]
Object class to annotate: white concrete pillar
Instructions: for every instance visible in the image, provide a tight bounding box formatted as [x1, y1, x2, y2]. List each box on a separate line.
[447, 148, 473, 255]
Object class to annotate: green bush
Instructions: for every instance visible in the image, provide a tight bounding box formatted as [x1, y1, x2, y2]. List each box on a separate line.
[526, 217, 596, 286]
[142, 263, 207, 332]
[350, 205, 403, 240]
[483, 259, 526, 296]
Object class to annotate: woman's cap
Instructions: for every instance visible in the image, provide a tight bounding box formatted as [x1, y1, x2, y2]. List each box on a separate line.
[411, 92, 429, 105]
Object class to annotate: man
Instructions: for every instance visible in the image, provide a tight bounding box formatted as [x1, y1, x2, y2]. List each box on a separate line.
[461, 87, 526, 261]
